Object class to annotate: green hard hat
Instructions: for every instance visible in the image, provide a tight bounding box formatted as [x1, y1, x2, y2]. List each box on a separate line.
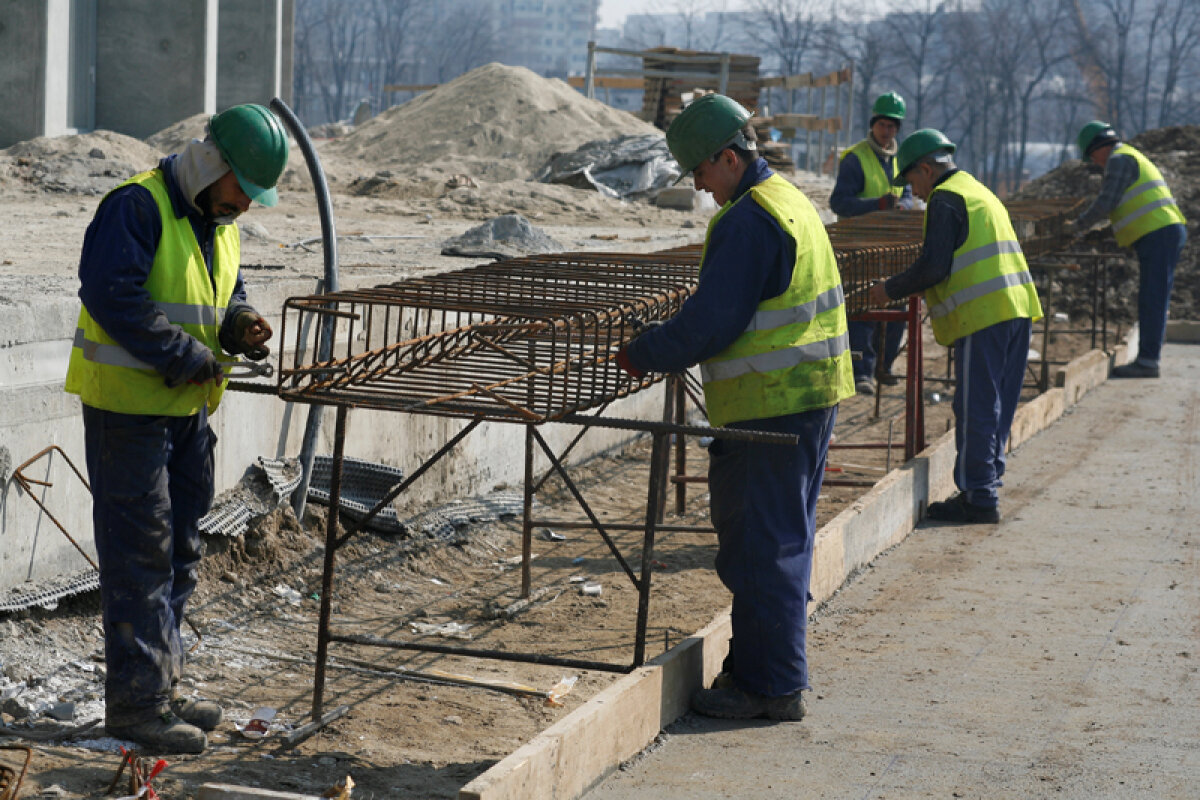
[892, 128, 956, 186]
[1077, 120, 1118, 159]
[666, 93, 754, 177]
[871, 92, 906, 123]
[209, 104, 289, 207]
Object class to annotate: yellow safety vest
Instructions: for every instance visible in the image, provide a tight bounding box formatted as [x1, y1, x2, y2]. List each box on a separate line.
[699, 173, 855, 427]
[65, 169, 240, 415]
[1108, 144, 1186, 248]
[841, 138, 903, 199]
[923, 171, 1043, 346]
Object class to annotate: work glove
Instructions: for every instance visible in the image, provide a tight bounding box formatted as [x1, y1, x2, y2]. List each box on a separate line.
[615, 347, 645, 379]
[226, 310, 273, 360]
[877, 193, 897, 211]
[186, 352, 225, 386]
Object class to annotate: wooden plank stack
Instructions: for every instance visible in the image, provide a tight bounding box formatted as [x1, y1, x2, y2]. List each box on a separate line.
[640, 47, 760, 130]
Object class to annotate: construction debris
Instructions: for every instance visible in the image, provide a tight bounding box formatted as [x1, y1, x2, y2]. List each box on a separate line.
[440, 213, 566, 259]
[536, 133, 678, 198]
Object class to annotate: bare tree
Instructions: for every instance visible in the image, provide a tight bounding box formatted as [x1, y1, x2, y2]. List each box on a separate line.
[1091, 0, 1138, 130]
[741, 0, 822, 112]
[820, 5, 894, 135]
[887, 0, 950, 129]
[369, 0, 424, 114]
[416, 0, 500, 83]
[1154, 0, 1200, 126]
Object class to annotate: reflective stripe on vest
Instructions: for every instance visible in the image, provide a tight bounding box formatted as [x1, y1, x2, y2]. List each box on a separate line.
[921, 171, 1043, 346]
[1108, 144, 1186, 248]
[64, 168, 240, 416]
[841, 139, 903, 199]
[697, 172, 855, 427]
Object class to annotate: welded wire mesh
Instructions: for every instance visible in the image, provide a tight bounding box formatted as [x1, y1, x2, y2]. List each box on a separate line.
[279, 252, 697, 421]
[278, 199, 1080, 420]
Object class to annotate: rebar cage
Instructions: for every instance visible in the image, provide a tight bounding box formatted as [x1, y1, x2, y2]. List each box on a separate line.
[278, 198, 1083, 420]
[278, 252, 699, 422]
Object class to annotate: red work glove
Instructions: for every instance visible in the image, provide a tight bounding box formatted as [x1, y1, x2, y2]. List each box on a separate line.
[877, 193, 897, 211]
[616, 347, 645, 379]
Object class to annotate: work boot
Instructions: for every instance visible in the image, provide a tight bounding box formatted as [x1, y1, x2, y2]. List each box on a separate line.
[710, 671, 736, 690]
[1111, 362, 1159, 379]
[690, 686, 807, 721]
[855, 377, 876, 395]
[877, 370, 900, 386]
[107, 711, 207, 754]
[169, 694, 223, 731]
[926, 492, 1000, 524]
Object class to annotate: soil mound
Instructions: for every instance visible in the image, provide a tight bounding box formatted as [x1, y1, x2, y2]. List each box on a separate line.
[144, 111, 210, 154]
[1, 131, 163, 195]
[324, 62, 660, 182]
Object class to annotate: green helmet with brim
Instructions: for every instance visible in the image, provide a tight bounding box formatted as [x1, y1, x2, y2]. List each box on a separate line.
[666, 94, 755, 181]
[209, 104, 289, 207]
[871, 92, 906, 124]
[892, 128, 956, 186]
[1077, 120, 1119, 160]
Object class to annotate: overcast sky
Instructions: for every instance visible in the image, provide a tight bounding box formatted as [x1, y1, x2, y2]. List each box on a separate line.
[597, 0, 746, 29]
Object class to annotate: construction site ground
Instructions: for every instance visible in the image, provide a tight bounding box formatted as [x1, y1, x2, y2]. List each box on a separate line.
[588, 340, 1200, 800]
[2, 66, 1195, 800]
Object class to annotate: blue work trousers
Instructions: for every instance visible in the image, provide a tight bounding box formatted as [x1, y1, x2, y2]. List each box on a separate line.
[1132, 223, 1187, 366]
[82, 404, 215, 726]
[849, 320, 905, 379]
[952, 318, 1031, 509]
[708, 405, 837, 697]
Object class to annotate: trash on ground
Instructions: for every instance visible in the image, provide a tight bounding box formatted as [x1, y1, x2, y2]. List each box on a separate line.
[545, 675, 579, 707]
[536, 134, 679, 199]
[410, 621, 473, 640]
[580, 582, 602, 597]
[240, 707, 277, 740]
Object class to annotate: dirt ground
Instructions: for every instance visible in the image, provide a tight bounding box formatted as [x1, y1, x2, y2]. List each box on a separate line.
[0, 67, 1142, 799]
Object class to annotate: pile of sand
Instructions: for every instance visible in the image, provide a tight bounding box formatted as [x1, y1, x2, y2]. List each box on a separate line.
[0, 131, 164, 195]
[144, 112, 210, 154]
[324, 62, 661, 182]
[1014, 124, 1199, 322]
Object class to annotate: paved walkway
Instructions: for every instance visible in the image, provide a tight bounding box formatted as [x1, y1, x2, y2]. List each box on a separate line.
[586, 343, 1200, 799]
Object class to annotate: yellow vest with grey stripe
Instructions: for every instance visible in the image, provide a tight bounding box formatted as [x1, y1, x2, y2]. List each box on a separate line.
[841, 139, 903, 199]
[922, 171, 1043, 346]
[699, 173, 855, 427]
[65, 169, 239, 415]
[1107, 144, 1186, 248]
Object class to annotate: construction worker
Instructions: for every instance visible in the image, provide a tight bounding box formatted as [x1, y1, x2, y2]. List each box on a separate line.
[1073, 121, 1187, 378]
[831, 92, 914, 394]
[65, 104, 286, 753]
[868, 129, 1042, 524]
[616, 94, 854, 720]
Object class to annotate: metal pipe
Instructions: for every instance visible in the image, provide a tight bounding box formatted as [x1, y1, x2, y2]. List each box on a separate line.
[269, 96, 340, 523]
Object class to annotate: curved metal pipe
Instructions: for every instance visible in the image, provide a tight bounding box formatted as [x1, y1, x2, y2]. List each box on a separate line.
[269, 97, 339, 522]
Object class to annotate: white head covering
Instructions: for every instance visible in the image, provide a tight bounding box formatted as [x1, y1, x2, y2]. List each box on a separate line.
[172, 138, 233, 220]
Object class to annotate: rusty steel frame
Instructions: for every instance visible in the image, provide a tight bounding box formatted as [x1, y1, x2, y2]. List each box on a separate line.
[12, 446, 97, 571]
[287, 198, 1084, 717]
[307, 402, 797, 718]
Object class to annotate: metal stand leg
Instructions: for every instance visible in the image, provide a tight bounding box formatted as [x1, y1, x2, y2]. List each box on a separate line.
[634, 429, 669, 667]
[312, 405, 349, 719]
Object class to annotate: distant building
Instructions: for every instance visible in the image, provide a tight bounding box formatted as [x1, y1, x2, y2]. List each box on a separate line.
[492, 0, 599, 78]
[0, 0, 293, 147]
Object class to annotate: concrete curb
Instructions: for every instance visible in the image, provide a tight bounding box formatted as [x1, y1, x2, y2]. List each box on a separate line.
[458, 341, 1126, 800]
